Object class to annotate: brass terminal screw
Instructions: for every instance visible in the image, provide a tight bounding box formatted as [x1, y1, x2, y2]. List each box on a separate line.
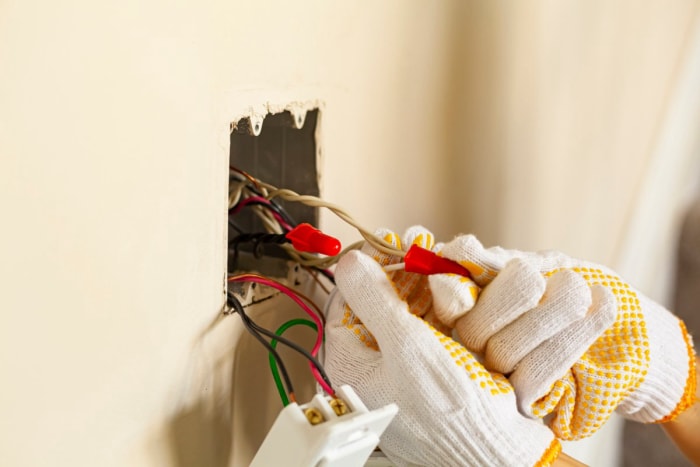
[304, 407, 324, 425]
[329, 398, 349, 416]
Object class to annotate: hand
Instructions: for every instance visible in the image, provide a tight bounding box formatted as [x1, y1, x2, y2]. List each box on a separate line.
[437, 234, 697, 440]
[324, 228, 561, 467]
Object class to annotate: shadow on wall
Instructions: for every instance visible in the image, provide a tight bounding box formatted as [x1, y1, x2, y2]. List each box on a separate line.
[167, 314, 233, 467]
[622, 198, 700, 467]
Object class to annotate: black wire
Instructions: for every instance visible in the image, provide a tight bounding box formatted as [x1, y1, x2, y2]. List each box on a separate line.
[265, 199, 296, 227]
[233, 177, 298, 227]
[228, 232, 287, 247]
[228, 232, 288, 263]
[229, 171, 334, 283]
[227, 293, 295, 398]
[244, 313, 334, 391]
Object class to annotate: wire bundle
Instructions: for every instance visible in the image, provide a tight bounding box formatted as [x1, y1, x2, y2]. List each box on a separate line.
[226, 166, 404, 406]
[228, 166, 405, 269]
[227, 274, 333, 405]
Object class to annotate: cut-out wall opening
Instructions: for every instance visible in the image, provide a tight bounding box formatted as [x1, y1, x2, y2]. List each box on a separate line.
[228, 109, 320, 274]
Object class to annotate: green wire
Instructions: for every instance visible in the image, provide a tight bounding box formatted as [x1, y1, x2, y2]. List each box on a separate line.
[269, 318, 318, 406]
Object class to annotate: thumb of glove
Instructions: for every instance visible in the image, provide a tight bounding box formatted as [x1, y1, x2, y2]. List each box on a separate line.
[335, 250, 426, 357]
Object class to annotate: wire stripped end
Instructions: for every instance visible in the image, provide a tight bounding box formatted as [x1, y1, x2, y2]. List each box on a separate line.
[286, 223, 341, 256]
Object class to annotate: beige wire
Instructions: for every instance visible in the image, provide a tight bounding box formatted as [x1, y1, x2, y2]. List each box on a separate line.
[228, 180, 245, 209]
[281, 240, 365, 268]
[230, 170, 406, 266]
[265, 188, 406, 259]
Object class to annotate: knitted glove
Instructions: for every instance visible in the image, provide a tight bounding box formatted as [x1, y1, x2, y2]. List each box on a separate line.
[436, 234, 697, 441]
[324, 228, 560, 467]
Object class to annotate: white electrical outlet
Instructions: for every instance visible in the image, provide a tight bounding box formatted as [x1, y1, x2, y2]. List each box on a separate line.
[250, 385, 398, 467]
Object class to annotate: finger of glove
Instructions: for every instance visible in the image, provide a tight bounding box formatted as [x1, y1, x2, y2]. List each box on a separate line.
[455, 258, 546, 353]
[439, 234, 514, 286]
[335, 250, 426, 357]
[484, 270, 591, 374]
[428, 273, 480, 327]
[361, 227, 403, 266]
[510, 284, 617, 416]
[402, 225, 436, 251]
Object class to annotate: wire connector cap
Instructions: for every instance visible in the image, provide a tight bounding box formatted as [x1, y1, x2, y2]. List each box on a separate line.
[286, 223, 341, 256]
[404, 244, 472, 277]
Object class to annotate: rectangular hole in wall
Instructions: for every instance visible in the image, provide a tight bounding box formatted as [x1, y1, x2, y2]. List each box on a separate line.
[228, 109, 320, 275]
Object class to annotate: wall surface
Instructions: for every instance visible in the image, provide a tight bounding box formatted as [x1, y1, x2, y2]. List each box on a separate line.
[0, 1, 455, 466]
[1, 1, 699, 466]
[445, 0, 700, 267]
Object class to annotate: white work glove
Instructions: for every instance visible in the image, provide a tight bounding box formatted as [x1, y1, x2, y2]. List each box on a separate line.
[437, 234, 697, 440]
[324, 228, 560, 467]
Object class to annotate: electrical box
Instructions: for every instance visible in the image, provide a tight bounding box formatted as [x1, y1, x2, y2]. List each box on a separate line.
[229, 109, 320, 268]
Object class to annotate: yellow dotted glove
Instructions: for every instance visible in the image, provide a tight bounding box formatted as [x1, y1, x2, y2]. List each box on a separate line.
[438, 234, 697, 440]
[324, 231, 561, 466]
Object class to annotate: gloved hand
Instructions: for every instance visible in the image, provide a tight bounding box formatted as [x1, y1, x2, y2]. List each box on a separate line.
[436, 234, 697, 440]
[324, 228, 561, 467]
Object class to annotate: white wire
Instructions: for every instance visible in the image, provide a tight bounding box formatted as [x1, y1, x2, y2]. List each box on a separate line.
[265, 188, 406, 259]
[383, 263, 405, 272]
[228, 180, 245, 209]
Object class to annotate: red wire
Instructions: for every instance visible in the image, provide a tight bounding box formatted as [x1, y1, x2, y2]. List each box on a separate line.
[227, 274, 334, 396]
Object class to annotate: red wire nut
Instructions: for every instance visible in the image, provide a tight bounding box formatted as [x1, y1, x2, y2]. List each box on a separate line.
[286, 223, 342, 256]
[403, 245, 472, 278]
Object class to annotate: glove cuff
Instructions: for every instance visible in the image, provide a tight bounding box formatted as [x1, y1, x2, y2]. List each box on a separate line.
[408, 403, 561, 467]
[655, 322, 696, 423]
[617, 301, 696, 423]
[533, 438, 562, 467]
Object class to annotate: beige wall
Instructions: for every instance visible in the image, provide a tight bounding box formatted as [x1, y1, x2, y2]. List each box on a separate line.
[445, 0, 700, 264]
[1, 1, 699, 466]
[0, 1, 455, 466]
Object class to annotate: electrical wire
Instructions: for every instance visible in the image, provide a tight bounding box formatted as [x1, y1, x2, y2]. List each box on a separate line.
[228, 274, 325, 331]
[227, 167, 407, 402]
[269, 319, 318, 406]
[228, 166, 405, 266]
[229, 196, 294, 231]
[265, 187, 405, 259]
[229, 169, 297, 228]
[227, 292, 296, 403]
[227, 274, 334, 396]
[235, 303, 331, 405]
[283, 282, 326, 325]
[303, 266, 333, 295]
[252, 320, 329, 387]
[230, 166, 262, 191]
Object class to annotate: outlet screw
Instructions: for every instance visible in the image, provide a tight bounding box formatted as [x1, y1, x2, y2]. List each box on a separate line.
[330, 398, 348, 416]
[304, 408, 324, 425]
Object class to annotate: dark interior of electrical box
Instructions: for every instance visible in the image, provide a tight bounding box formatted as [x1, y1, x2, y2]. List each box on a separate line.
[229, 109, 320, 274]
